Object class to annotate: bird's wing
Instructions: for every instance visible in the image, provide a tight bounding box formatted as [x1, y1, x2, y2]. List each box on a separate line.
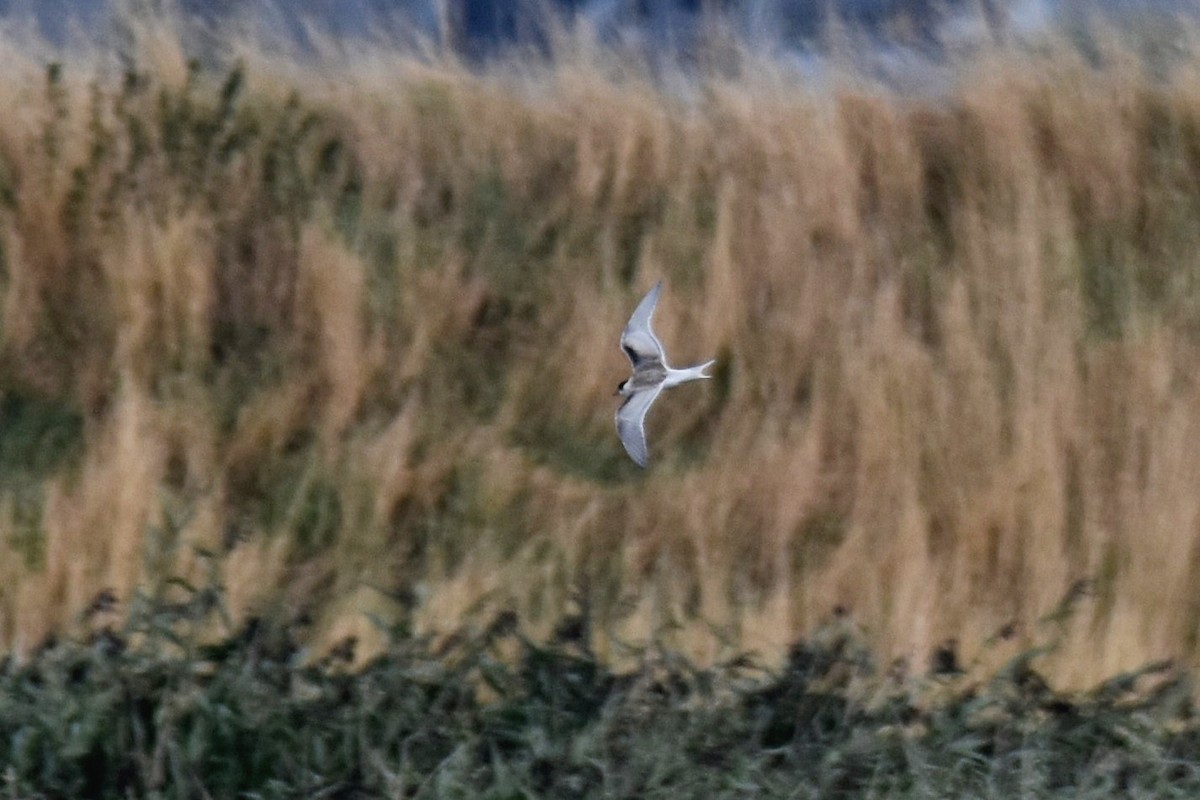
[620, 281, 666, 367]
[615, 384, 664, 468]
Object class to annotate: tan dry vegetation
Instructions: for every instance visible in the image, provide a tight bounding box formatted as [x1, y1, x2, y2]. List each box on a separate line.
[1, 22, 1200, 685]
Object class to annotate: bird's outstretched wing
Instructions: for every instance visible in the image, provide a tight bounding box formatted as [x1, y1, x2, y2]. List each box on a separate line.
[615, 385, 663, 468]
[620, 281, 666, 367]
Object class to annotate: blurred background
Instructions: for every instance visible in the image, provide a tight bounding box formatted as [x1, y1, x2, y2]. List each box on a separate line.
[1, 1, 1194, 63]
[1, 0, 1199, 691]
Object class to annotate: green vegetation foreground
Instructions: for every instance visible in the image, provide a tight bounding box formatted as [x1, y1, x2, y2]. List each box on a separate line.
[2, 20, 1200, 688]
[2, 577, 1197, 798]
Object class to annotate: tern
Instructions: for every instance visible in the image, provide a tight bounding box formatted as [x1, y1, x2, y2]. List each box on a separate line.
[615, 281, 715, 467]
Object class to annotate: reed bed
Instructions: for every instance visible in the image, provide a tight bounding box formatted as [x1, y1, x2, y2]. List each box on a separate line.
[0, 16, 1199, 688]
[2, 574, 1196, 798]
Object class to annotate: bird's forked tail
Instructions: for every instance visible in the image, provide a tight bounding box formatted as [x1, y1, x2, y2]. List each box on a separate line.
[664, 358, 716, 389]
[689, 359, 717, 381]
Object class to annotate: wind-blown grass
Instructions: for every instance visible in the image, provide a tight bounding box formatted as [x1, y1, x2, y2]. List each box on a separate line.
[1, 16, 1200, 688]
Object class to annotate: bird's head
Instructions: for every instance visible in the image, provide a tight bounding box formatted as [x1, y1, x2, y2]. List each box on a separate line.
[614, 380, 630, 397]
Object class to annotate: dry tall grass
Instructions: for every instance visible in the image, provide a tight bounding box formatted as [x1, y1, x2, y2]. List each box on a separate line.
[1, 19, 1200, 686]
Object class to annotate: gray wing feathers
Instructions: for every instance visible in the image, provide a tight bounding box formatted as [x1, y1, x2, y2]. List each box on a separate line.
[615, 385, 663, 468]
[620, 281, 665, 365]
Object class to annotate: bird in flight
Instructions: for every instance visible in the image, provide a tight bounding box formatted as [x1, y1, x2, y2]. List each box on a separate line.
[615, 281, 715, 467]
